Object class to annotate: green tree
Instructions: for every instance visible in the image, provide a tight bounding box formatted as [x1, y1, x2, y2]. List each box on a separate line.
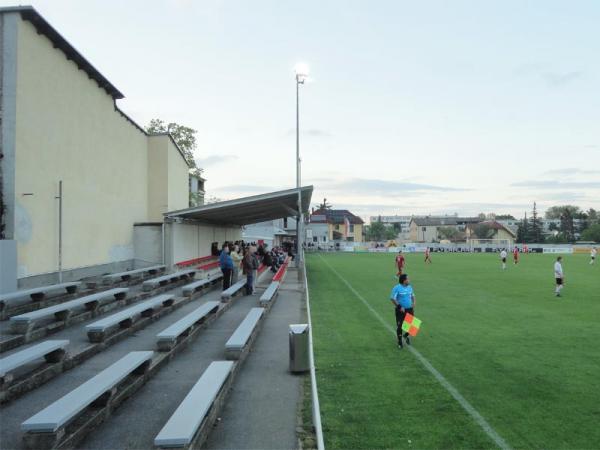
[581, 224, 600, 242]
[545, 205, 581, 242]
[384, 227, 398, 240]
[438, 226, 459, 241]
[316, 198, 332, 210]
[146, 119, 201, 175]
[473, 223, 494, 239]
[495, 214, 516, 220]
[517, 213, 529, 243]
[587, 208, 598, 226]
[530, 202, 543, 243]
[366, 221, 386, 241]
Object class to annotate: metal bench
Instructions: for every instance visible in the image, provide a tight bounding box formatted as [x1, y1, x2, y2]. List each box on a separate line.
[156, 301, 220, 351]
[181, 278, 212, 297]
[225, 307, 264, 359]
[0, 282, 81, 311]
[259, 281, 280, 308]
[85, 294, 174, 342]
[220, 279, 247, 302]
[142, 269, 197, 292]
[9, 288, 129, 334]
[102, 265, 165, 285]
[154, 361, 234, 449]
[21, 351, 153, 437]
[0, 340, 69, 383]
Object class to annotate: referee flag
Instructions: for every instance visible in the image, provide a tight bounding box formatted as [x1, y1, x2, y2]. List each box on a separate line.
[401, 313, 422, 336]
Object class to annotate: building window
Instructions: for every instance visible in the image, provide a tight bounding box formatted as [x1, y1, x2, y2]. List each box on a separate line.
[335, 224, 340, 230]
[323, 236, 327, 242]
[283, 218, 288, 228]
[350, 224, 354, 232]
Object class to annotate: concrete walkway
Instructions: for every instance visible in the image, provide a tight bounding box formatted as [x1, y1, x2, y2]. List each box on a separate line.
[205, 267, 306, 449]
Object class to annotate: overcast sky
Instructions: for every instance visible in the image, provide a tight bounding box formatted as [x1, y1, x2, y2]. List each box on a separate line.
[6, 0, 599, 221]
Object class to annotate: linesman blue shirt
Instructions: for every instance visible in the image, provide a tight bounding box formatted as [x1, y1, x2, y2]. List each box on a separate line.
[391, 284, 414, 308]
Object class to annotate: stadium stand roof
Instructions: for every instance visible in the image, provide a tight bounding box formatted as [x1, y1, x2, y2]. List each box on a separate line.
[165, 186, 313, 226]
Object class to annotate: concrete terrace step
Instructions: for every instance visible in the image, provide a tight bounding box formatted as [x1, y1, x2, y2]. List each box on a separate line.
[21, 351, 154, 433]
[156, 301, 220, 351]
[0, 340, 69, 378]
[0, 282, 81, 310]
[86, 294, 175, 341]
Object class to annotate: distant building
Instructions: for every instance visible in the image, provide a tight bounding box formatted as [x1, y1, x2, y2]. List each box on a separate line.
[466, 221, 517, 244]
[189, 172, 206, 207]
[310, 209, 364, 242]
[409, 217, 459, 243]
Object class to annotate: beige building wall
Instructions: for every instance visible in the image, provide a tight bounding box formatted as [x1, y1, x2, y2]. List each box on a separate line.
[167, 138, 190, 213]
[168, 222, 241, 266]
[14, 18, 150, 277]
[147, 136, 169, 222]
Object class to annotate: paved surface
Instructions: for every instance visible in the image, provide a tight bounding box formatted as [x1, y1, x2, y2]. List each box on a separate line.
[0, 269, 306, 450]
[205, 268, 306, 450]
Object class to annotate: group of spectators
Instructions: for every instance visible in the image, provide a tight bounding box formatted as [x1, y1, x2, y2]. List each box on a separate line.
[218, 241, 291, 295]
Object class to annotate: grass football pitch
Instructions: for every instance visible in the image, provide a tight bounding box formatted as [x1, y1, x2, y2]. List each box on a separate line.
[306, 252, 599, 449]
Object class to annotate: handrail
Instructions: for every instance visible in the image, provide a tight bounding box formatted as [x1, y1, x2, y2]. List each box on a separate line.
[302, 253, 325, 449]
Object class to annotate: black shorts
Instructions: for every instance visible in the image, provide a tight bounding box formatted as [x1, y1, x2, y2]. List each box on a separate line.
[502, 257, 506, 263]
[556, 278, 563, 285]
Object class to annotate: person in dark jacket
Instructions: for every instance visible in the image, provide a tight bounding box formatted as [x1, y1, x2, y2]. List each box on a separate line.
[219, 243, 233, 290]
[243, 246, 259, 295]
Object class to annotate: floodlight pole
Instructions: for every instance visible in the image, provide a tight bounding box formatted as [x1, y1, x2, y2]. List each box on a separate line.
[296, 73, 304, 268]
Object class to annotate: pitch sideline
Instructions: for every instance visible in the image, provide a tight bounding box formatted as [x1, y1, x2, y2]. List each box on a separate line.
[317, 254, 512, 450]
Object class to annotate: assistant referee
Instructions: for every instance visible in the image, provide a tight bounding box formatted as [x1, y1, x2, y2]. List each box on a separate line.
[390, 274, 416, 349]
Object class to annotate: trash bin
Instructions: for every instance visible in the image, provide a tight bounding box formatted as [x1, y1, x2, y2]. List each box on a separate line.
[289, 323, 310, 373]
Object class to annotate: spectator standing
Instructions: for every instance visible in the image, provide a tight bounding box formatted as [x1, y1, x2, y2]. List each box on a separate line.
[243, 247, 257, 295]
[230, 244, 242, 282]
[219, 243, 233, 291]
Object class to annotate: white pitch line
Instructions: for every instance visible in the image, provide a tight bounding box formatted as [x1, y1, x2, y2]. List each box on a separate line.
[318, 255, 512, 450]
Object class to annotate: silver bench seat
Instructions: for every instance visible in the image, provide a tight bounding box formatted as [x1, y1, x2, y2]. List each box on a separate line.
[154, 361, 233, 448]
[102, 265, 165, 284]
[220, 279, 247, 301]
[181, 279, 212, 297]
[9, 288, 129, 333]
[0, 340, 69, 379]
[259, 281, 280, 307]
[225, 308, 264, 358]
[142, 270, 197, 292]
[156, 301, 220, 351]
[85, 294, 174, 341]
[21, 351, 153, 433]
[0, 282, 81, 309]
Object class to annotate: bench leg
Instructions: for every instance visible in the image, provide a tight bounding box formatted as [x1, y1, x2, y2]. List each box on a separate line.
[44, 348, 67, 363]
[162, 299, 175, 307]
[114, 292, 127, 301]
[66, 285, 78, 294]
[10, 321, 33, 335]
[120, 318, 134, 328]
[88, 331, 106, 343]
[30, 293, 45, 302]
[132, 360, 151, 375]
[54, 310, 72, 323]
[157, 340, 175, 352]
[84, 300, 99, 311]
[23, 429, 65, 450]
[91, 387, 117, 407]
[141, 309, 154, 318]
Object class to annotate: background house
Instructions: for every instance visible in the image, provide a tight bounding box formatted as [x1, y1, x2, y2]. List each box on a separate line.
[310, 209, 364, 242]
[466, 221, 517, 244]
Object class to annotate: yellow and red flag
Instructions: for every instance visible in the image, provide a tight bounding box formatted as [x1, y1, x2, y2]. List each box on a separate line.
[401, 313, 422, 337]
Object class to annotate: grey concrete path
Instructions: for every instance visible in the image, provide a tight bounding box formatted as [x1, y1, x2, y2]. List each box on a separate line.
[204, 267, 306, 450]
